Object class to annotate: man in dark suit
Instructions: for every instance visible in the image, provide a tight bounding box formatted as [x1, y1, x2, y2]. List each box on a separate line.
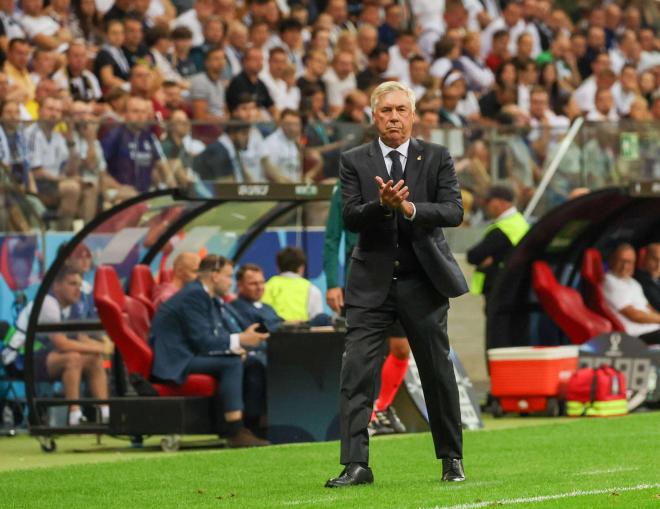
[149, 254, 270, 447]
[325, 81, 469, 488]
[635, 243, 660, 311]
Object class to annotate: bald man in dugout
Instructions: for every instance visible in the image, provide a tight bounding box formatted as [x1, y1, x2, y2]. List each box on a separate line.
[152, 252, 201, 308]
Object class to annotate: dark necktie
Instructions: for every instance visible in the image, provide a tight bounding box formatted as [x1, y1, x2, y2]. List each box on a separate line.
[388, 150, 404, 183]
[216, 300, 242, 334]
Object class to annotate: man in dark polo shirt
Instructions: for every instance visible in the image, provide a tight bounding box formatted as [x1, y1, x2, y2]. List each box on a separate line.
[226, 46, 276, 119]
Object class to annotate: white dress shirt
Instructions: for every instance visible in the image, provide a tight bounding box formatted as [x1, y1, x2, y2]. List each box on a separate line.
[378, 137, 416, 220]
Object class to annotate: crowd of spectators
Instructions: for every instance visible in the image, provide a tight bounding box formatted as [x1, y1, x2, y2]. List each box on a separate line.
[0, 0, 657, 230]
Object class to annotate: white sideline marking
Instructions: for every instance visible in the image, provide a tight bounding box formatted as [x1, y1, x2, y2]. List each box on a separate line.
[579, 466, 640, 476]
[283, 496, 340, 506]
[423, 483, 660, 509]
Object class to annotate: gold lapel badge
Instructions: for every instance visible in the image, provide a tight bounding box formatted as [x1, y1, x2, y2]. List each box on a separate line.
[417, 155, 422, 160]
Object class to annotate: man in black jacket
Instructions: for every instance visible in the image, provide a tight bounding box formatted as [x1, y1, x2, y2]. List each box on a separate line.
[635, 243, 660, 311]
[325, 81, 468, 488]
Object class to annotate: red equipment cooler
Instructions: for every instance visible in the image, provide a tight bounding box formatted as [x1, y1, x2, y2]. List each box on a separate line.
[487, 346, 579, 415]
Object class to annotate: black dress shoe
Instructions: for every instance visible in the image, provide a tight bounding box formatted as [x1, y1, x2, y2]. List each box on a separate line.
[325, 463, 374, 488]
[442, 458, 465, 482]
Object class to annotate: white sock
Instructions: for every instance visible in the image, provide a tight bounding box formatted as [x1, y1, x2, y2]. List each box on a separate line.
[69, 409, 83, 426]
[100, 406, 110, 422]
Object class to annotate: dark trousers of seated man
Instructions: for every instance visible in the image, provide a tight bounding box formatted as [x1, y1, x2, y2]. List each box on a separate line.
[188, 355, 244, 436]
[243, 351, 267, 433]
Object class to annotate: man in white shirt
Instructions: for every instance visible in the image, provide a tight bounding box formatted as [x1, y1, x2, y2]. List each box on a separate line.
[527, 87, 569, 161]
[611, 64, 638, 116]
[262, 108, 303, 182]
[323, 50, 357, 118]
[603, 244, 660, 344]
[385, 30, 418, 85]
[481, 2, 525, 60]
[586, 87, 619, 122]
[53, 41, 102, 103]
[258, 47, 290, 111]
[573, 55, 614, 113]
[2, 266, 112, 426]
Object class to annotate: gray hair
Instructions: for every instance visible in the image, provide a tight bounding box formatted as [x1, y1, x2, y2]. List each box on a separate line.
[370, 81, 416, 114]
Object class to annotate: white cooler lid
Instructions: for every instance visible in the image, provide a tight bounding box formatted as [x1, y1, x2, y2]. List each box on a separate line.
[487, 346, 579, 361]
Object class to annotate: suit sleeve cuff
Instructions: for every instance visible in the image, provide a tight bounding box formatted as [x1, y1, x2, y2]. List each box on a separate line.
[229, 333, 242, 353]
[403, 202, 416, 221]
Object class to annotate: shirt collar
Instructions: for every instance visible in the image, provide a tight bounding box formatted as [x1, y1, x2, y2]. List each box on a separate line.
[378, 137, 410, 161]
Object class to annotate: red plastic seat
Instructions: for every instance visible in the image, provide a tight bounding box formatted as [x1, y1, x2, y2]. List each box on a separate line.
[129, 265, 156, 319]
[532, 261, 612, 344]
[580, 249, 625, 331]
[94, 266, 216, 397]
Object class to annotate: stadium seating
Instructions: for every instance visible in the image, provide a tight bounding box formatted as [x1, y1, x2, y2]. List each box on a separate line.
[531, 261, 612, 344]
[580, 249, 625, 331]
[93, 265, 216, 397]
[129, 265, 156, 319]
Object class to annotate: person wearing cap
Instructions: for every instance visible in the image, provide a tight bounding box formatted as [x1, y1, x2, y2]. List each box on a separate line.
[467, 183, 529, 302]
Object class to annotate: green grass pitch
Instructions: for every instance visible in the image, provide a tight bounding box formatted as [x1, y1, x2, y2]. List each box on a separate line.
[0, 413, 658, 508]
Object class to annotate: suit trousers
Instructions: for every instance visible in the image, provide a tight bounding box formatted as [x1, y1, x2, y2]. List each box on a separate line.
[188, 355, 244, 433]
[340, 274, 462, 465]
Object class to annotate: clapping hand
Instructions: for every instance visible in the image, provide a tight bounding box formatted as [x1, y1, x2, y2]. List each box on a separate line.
[375, 176, 408, 209]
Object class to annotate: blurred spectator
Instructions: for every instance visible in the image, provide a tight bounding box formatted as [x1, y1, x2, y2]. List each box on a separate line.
[356, 23, 378, 70]
[440, 73, 468, 128]
[574, 58, 615, 113]
[335, 89, 368, 124]
[627, 96, 652, 122]
[128, 64, 164, 121]
[0, 0, 26, 50]
[385, 30, 418, 84]
[193, 120, 251, 181]
[47, 0, 83, 40]
[20, 0, 72, 50]
[611, 64, 639, 117]
[263, 108, 307, 182]
[603, 244, 660, 345]
[586, 87, 618, 122]
[457, 31, 495, 95]
[259, 47, 290, 110]
[189, 45, 227, 122]
[224, 21, 249, 78]
[278, 17, 304, 74]
[279, 63, 300, 110]
[516, 59, 538, 114]
[53, 41, 102, 103]
[7, 266, 111, 425]
[153, 251, 201, 308]
[262, 246, 328, 324]
[227, 46, 276, 119]
[99, 86, 129, 122]
[122, 15, 154, 68]
[378, 2, 402, 48]
[25, 78, 60, 119]
[414, 108, 439, 142]
[171, 0, 214, 47]
[537, 61, 565, 115]
[29, 49, 57, 87]
[73, 0, 104, 47]
[230, 263, 283, 333]
[147, 25, 184, 86]
[226, 93, 268, 182]
[4, 38, 35, 102]
[480, 81, 517, 121]
[356, 45, 388, 91]
[159, 109, 204, 185]
[485, 30, 510, 73]
[101, 96, 164, 193]
[635, 243, 660, 312]
[160, 80, 189, 118]
[325, 0, 356, 40]
[27, 96, 89, 230]
[430, 36, 460, 81]
[189, 15, 225, 73]
[297, 48, 327, 97]
[68, 100, 103, 221]
[481, 2, 524, 60]
[0, 100, 31, 190]
[170, 26, 197, 78]
[94, 19, 130, 90]
[403, 54, 431, 99]
[527, 86, 569, 162]
[610, 30, 639, 75]
[323, 49, 356, 118]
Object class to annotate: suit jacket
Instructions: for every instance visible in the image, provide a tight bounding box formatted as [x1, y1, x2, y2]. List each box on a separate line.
[340, 137, 468, 307]
[635, 269, 660, 311]
[149, 280, 231, 384]
[229, 297, 283, 333]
